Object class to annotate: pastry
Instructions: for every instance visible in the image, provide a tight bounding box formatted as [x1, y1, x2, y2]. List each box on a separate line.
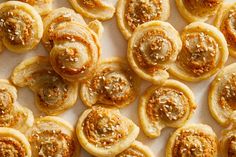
[139, 79, 196, 138]
[117, 0, 170, 39]
[175, 0, 223, 23]
[169, 22, 228, 82]
[11, 56, 78, 115]
[0, 79, 34, 133]
[127, 21, 182, 84]
[68, 0, 115, 21]
[0, 127, 32, 156]
[25, 116, 79, 157]
[80, 57, 140, 108]
[76, 106, 139, 157]
[0, 1, 43, 53]
[166, 124, 218, 157]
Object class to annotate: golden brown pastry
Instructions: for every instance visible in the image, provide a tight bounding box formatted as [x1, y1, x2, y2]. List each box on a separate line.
[0, 127, 32, 156]
[80, 57, 140, 108]
[68, 0, 115, 21]
[117, 0, 170, 39]
[11, 56, 78, 115]
[0, 1, 43, 53]
[139, 80, 196, 138]
[175, 0, 223, 23]
[169, 22, 228, 82]
[25, 116, 80, 157]
[76, 106, 140, 157]
[127, 21, 182, 84]
[166, 124, 218, 157]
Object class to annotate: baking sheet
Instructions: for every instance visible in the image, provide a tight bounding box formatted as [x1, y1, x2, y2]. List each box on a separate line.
[0, 0, 235, 156]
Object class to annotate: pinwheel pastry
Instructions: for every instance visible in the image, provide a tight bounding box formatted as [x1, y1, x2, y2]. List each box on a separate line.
[0, 1, 43, 53]
[117, 0, 170, 39]
[11, 56, 78, 115]
[80, 57, 140, 108]
[209, 63, 236, 126]
[214, 2, 236, 58]
[169, 22, 228, 82]
[68, 0, 115, 21]
[25, 116, 80, 157]
[0, 79, 34, 133]
[127, 21, 182, 84]
[76, 106, 140, 157]
[175, 0, 223, 23]
[139, 79, 196, 138]
[166, 124, 218, 157]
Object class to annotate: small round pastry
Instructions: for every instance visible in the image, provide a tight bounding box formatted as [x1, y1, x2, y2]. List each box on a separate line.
[117, 0, 170, 40]
[166, 124, 218, 157]
[0, 1, 43, 53]
[175, 0, 223, 23]
[139, 80, 196, 138]
[11, 56, 78, 116]
[80, 57, 140, 108]
[0, 127, 31, 157]
[214, 2, 236, 58]
[76, 106, 140, 157]
[127, 21, 182, 84]
[68, 0, 115, 21]
[25, 116, 80, 157]
[209, 63, 236, 126]
[169, 22, 228, 82]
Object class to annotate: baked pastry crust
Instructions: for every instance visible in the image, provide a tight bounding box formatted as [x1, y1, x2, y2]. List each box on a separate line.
[169, 22, 228, 82]
[117, 0, 170, 40]
[0, 1, 43, 53]
[11, 56, 78, 115]
[127, 21, 182, 84]
[166, 124, 218, 157]
[139, 79, 196, 138]
[175, 0, 223, 23]
[80, 57, 140, 108]
[25, 116, 80, 157]
[76, 106, 140, 157]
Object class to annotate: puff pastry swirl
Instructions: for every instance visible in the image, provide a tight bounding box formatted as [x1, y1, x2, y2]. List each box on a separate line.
[11, 56, 78, 115]
[127, 21, 182, 84]
[170, 22, 228, 82]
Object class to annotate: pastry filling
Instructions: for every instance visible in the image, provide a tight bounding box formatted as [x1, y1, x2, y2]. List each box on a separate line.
[228, 135, 236, 157]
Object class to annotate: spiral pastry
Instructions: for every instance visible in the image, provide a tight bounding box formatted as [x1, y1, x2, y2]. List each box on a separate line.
[170, 22, 228, 82]
[0, 1, 43, 53]
[80, 57, 140, 108]
[166, 124, 218, 157]
[76, 106, 140, 157]
[11, 56, 78, 115]
[68, 0, 115, 21]
[175, 0, 223, 23]
[127, 21, 182, 84]
[117, 0, 170, 39]
[25, 116, 80, 157]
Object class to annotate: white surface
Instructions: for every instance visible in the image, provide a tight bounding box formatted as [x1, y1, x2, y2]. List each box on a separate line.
[0, 0, 235, 156]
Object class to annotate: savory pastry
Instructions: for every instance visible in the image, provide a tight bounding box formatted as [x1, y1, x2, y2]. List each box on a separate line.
[209, 63, 236, 126]
[80, 57, 140, 108]
[166, 124, 218, 157]
[175, 0, 223, 23]
[11, 56, 78, 115]
[139, 80, 196, 138]
[127, 21, 182, 84]
[117, 0, 170, 39]
[68, 0, 115, 21]
[0, 127, 32, 156]
[25, 116, 79, 157]
[169, 22, 228, 82]
[0, 79, 34, 133]
[76, 106, 140, 157]
[214, 2, 236, 58]
[0, 1, 43, 53]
